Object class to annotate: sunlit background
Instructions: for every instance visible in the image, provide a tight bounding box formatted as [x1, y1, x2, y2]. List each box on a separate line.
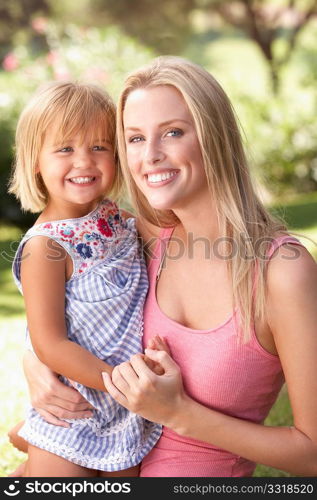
[1, 0, 317, 477]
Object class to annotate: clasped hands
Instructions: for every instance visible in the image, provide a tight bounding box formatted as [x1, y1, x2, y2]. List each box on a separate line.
[103, 335, 185, 427]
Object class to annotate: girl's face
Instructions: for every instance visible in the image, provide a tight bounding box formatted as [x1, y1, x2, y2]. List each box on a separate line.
[37, 124, 115, 216]
[123, 85, 210, 212]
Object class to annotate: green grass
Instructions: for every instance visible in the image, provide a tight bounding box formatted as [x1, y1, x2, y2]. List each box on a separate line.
[0, 225, 25, 317]
[0, 225, 28, 476]
[0, 317, 29, 477]
[270, 191, 317, 260]
[0, 192, 316, 477]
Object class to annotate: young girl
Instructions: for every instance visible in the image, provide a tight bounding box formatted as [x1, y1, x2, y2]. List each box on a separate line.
[7, 81, 162, 477]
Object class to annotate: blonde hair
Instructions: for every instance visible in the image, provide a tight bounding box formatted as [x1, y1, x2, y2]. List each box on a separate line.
[116, 55, 286, 341]
[9, 80, 122, 212]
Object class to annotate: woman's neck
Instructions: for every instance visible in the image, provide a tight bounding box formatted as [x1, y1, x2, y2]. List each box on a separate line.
[173, 202, 222, 244]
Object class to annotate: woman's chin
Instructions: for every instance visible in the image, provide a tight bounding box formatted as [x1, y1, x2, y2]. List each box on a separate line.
[150, 202, 174, 212]
[145, 194, 177, 212]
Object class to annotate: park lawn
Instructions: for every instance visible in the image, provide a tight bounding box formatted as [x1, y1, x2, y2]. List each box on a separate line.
[0, 192, 316, 477]
[0, 317, 28, 477]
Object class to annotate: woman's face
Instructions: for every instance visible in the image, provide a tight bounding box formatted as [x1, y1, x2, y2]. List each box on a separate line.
[123, 85, 210, 212]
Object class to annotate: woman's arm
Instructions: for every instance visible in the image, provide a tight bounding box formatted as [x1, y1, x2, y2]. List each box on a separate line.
[103, 245, 317, 476]
[21, 236, 113, 392]
[23, 350, 94, 425]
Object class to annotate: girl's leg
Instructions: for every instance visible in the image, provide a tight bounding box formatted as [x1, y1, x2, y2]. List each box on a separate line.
[8, 461, 27, 477]
[99, 464, 139, 477]
[7, 421, 28, 477]
[25, 444, 97, 477]
[8, 421, 28, 453]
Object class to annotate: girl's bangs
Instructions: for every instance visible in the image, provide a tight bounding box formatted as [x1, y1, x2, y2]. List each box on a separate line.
[51, 112, 112, 147]
[46, 94, 114, 147]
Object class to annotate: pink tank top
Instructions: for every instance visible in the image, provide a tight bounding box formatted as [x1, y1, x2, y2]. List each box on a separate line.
[140, 230, 303, 477]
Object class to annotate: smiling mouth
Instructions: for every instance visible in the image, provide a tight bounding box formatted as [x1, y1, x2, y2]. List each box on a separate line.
[147, 171, 179, 184]
[68, 176, 96, 184]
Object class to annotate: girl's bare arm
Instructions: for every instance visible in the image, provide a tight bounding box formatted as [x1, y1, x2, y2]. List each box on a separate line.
[21, 236, 113, 392]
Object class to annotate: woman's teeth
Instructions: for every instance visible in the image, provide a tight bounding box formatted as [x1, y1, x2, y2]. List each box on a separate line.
[69, 177, 95, 184]
[147, 171, 177, 183]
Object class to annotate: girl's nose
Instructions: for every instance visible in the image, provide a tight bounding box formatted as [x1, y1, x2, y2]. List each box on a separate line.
[73, 152, 94, 168]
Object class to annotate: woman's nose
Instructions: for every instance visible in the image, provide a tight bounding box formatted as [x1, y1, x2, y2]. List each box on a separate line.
[144, 139, 165, 165]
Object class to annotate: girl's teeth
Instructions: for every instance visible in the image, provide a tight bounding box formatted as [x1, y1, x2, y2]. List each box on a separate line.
[69, 177, 95, 184]
[147, 171, 177, 183]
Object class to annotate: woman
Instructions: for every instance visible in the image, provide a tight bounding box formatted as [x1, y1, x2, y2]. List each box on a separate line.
[20, 56, 317, 477]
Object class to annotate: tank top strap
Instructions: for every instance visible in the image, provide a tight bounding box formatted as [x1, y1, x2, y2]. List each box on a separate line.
[147, 227, 175, 282]
[252, 234, 305, 302]
[266, 234, 304, 260]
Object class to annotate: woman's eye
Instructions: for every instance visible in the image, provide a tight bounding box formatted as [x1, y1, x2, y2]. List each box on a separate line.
[166, 129, 183, 138]
[92, 145, 107, 151]
[129, 136, 143, 143]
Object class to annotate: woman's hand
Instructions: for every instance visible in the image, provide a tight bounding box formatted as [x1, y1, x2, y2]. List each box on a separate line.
[23, 350, 93, 427]
[102, 348, 188, 428]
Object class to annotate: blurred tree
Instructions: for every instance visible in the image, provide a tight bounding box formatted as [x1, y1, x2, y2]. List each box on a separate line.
[3, 0, 316, 94]
[207, 0, 317, 93]
[91, 0, 196, 54]
[91, 0, 317, 93]
[0, 0, 51, 60]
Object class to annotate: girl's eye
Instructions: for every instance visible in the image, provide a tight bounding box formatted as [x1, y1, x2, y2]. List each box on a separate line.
[166, 129, 183, 138]
[59, 147, 73, 153]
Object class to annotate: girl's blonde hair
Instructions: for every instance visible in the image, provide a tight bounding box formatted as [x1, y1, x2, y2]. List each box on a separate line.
[116, 55, 286, 341]
[9, 80, 122, 213]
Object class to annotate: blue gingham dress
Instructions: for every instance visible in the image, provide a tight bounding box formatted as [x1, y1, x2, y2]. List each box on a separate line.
[12, 199, 162, 471]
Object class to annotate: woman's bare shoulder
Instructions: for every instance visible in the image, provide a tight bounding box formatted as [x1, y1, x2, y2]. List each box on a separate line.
[267, 243, 317, 292]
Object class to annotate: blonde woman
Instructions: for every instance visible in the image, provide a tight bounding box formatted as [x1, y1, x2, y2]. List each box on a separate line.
[23, 57, 317, 477]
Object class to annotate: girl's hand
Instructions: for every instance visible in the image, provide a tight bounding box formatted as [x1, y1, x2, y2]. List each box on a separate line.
[103, 348, 188, 428]
[143, 336, 171, 375]
[23, 350, 93, 426]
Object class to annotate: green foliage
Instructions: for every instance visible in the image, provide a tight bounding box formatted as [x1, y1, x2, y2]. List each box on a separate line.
[193, 31, 317, 196]
[0, 0, 51, 58]
[0, 225, 25, 316]
[239, 93, 317, 195]
[1, 3, 317, 226]
[90, 0, 196, 54]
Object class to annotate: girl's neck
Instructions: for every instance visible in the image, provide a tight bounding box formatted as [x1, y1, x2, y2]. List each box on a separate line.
[36, 200, 100, 225]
